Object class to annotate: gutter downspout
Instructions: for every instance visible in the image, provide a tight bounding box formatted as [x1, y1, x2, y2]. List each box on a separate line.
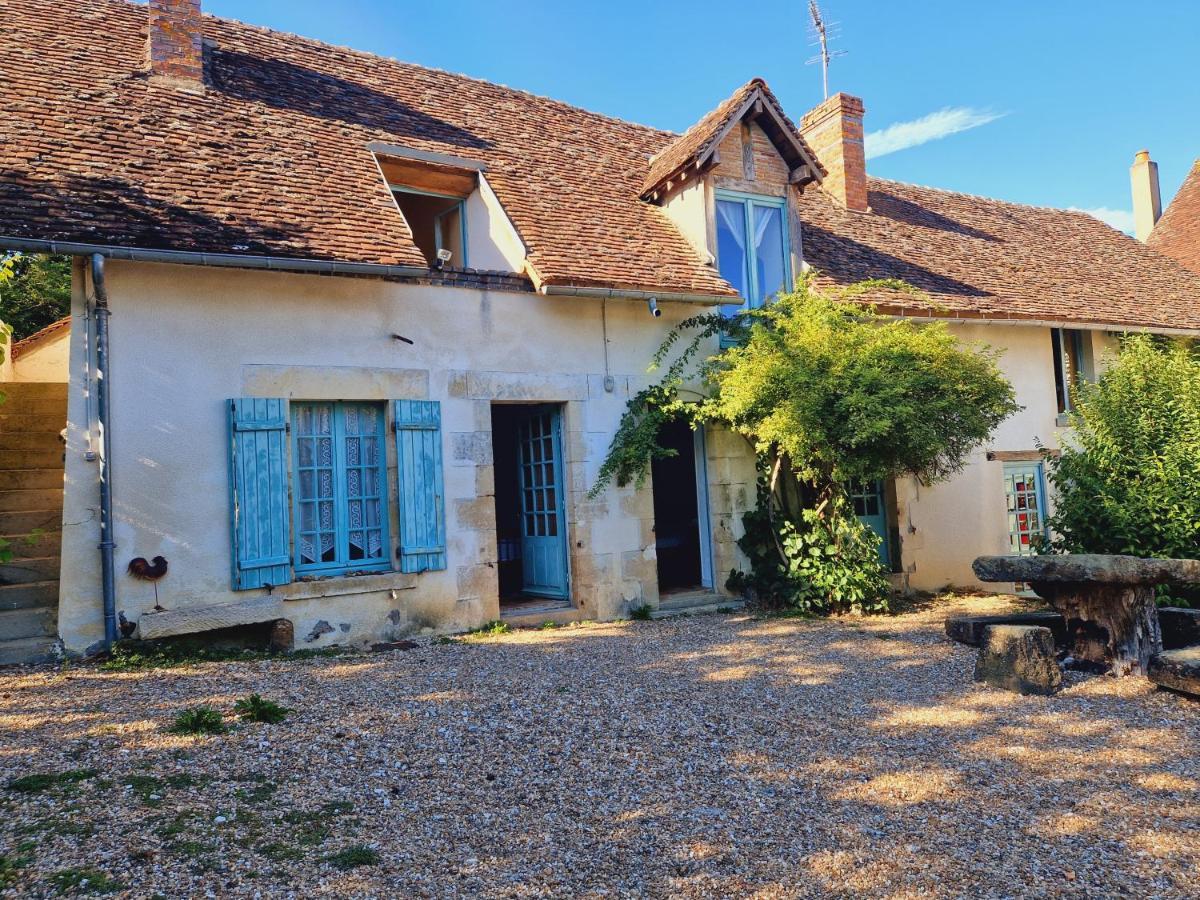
[90, 254, 117, 649]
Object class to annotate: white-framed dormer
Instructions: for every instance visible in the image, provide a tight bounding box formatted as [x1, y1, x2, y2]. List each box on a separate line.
[643, 81, 821, 314]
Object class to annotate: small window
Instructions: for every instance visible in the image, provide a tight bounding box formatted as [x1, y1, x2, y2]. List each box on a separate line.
[715, 191, 790, 315]
[1003, 463, 1048, 556]
[1051, 328, 1091, 414]
[292, 401, 390, 575]
[391, 188, 467, 268]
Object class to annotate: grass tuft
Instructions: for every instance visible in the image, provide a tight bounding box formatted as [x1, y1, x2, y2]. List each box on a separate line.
[629, 603, 653, 621]
[327, 844, 380, 870]
[234, 694, 290, 724]
[6, 769, 97, 794]
[48, 867, 123, 895]
[101, 640, 352, 672]
[170, 705, 227, 736]
[465, 620, 510, 637]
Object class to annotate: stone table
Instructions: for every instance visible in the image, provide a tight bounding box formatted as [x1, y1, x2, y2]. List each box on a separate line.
[972, 554, 1200, 676]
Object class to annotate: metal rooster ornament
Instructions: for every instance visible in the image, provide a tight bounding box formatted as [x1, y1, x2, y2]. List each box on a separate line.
[127, 555, 169, 611]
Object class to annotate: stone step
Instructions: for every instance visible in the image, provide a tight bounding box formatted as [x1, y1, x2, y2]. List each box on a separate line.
[1148, 645, 1200, 697]
[0, 509, 64, 535]
[4, 531, 64, 558]
[0, 398, 67, 420]
[0, 432, 63, 452]
[0, 414, 66, 434]
[0, 605, 57, 641]
[0, 580, 60, 611]
[0, 449, 64, 470]
[0, 489, 63, 513]
[0, 382, 68, 401]
[652, 598, 744, 619]
[0, 557, 59, 585]
[500, 603, 585, 629]
[0, 468, 62, 491]
[0, 636, 61, 667]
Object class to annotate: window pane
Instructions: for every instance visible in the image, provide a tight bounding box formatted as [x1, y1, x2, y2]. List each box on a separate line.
[716, 199, 749, 311]
[752, 204, 786, 306]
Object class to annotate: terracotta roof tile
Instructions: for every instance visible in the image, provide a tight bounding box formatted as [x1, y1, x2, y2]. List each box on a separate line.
[0, 0, 735, 298]
[1148, 160, 1200, 275]
[798, 178, 1200, 331]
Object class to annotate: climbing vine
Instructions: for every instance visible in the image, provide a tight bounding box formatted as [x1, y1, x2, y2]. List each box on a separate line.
[592, 275, 1020, 614]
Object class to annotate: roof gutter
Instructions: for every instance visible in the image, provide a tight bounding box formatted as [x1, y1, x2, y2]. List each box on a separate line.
[0, 237, 429, 279]
[879, 310, 1200, 337]
[539, 284, 726, 305]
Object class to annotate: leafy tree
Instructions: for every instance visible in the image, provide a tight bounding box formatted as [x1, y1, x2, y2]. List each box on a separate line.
[593, 276, 1020, 614]
[1045, 335, 1200, 602]
[0, 253, 71, 341]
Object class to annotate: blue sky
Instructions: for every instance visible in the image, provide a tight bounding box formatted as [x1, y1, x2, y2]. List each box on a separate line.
[206, 0, 1200, 233]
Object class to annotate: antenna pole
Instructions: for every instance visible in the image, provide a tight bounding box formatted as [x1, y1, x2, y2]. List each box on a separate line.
[806, 0, 845, 100]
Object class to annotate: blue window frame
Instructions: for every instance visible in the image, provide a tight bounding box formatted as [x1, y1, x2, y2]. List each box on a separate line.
[1003, 462, 1049, 556]
[714, 190, 791, 315]
[292, 401, 390, 575]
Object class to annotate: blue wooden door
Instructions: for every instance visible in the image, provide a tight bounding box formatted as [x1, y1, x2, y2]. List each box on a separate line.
[850, 479, 891, 568]
[517, 406, 569, 599]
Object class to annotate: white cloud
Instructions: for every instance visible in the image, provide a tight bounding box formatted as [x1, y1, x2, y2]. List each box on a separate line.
[864, 107, 1005, 159]
[1068, 206, 1136, 235]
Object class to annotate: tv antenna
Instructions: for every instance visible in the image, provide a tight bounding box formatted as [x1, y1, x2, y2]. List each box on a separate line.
[806, 0, 846, 100]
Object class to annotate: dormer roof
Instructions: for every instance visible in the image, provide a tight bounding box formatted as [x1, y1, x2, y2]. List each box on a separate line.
[640, 78, 824, 200]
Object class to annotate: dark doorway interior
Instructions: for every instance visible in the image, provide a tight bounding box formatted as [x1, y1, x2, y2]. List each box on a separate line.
[652, 419, 703, 593]
[492, 405, 526, 602]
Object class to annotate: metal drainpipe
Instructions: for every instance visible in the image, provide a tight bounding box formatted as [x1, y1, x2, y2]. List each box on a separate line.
[90, 254, 117, 648]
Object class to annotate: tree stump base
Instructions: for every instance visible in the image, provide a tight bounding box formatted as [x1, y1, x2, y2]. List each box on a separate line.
[1032, 582, 1162, 676]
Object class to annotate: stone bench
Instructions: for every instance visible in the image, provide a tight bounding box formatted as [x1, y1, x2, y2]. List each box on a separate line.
[973, 624, 1061, 695]
[971, 555, 1200, 676]
[945, 610, 1066, 648]
[1148, 646, 1200, 697]
[137, 595, 288, 643]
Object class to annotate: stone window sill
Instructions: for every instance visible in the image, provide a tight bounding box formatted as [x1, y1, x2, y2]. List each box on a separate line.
[276, 570, 419, 602]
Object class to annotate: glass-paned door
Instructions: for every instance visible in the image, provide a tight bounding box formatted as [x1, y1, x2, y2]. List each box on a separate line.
[850, 479, 891, 568]
[517, 406, 569, 599]
[1003, 463, 1049, 556]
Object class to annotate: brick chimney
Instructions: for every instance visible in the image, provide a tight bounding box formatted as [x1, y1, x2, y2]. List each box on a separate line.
[800, 93, 869, 213]
[148, 0, 205, 93]
[1130, 150, 1162, 242]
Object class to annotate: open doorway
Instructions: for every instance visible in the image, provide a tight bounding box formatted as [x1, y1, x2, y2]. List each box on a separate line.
[651, 419, 713, 595]
[492, 403, 571, 614]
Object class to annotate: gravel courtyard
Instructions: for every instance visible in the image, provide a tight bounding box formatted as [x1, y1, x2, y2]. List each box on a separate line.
[1, 595, 1198, 898]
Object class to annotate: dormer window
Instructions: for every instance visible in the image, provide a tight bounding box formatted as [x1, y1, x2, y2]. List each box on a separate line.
[715, 190, 790, 313]
[391, 187, 467, 268]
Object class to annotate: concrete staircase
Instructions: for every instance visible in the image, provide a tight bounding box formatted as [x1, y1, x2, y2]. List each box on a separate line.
[0, 382, 65, 665]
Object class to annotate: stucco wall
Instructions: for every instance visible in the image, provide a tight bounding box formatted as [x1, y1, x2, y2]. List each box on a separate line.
[893, 325, 1118, 592]
[58, 261, 751, 654]
[11, 328, 70, 382]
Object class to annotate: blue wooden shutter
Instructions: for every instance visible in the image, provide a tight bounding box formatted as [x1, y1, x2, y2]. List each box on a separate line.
[393, 400, 447, 573]
[227, 398, 292, 590]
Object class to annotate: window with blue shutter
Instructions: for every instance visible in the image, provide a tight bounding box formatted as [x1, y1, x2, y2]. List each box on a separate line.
[394, 400, 447, 573]
[227, 398, 293, 591]
[291, 402, 391, 576]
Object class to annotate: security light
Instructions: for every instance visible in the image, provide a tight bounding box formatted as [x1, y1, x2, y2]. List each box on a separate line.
[647, 297, 661, 318]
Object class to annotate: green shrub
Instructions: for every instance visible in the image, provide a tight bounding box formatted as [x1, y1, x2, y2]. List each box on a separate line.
[234, 694, 290, 724]
[465, 620, 510, 637]
[170, 706, 227, 736]
[728, 485, 890, 615]
[628, 603, 653, 621]
[1046, 336, 1200, 604]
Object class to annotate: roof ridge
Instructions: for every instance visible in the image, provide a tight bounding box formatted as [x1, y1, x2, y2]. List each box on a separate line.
[157, 0, 678, 141]
[868, 175, 1116, 220]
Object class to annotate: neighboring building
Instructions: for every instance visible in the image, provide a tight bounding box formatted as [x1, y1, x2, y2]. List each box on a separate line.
[2, 0, 1199, 661]
[1134, 150, 1200, 273]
